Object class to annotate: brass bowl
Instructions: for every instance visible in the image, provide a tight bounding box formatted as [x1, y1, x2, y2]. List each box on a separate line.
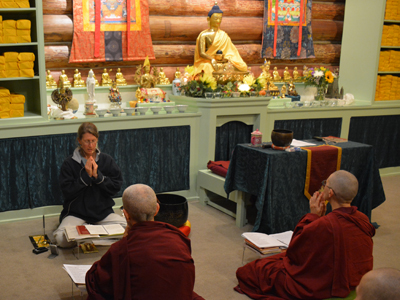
[271, 129, 293, 147]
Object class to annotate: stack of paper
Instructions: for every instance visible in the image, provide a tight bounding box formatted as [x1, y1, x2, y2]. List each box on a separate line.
[63, 264, 92, 285]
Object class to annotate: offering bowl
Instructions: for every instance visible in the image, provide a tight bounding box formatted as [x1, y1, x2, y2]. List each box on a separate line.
[150, 106, 162, 114]
[271, 129, 294, 148]
[96, 109, 107, 117]
[110, 108, 121, 117]
[176, 105, 188, 113]
[123, 108, 135, 116]
[163, 106, 175, 114]
[136, 107, 148, 115]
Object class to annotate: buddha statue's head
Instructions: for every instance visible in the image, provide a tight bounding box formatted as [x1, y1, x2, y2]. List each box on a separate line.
[207, 2, 223, 28]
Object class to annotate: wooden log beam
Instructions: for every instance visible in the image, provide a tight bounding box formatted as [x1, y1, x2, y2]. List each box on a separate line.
[44, 43, 341, 69]
[42, 0, 345, 21]
[44, 15, 343, 44]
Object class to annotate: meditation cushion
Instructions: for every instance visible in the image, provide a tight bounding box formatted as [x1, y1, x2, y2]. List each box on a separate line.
[178, 220, 191, 237]
[207, 160, 230, 178]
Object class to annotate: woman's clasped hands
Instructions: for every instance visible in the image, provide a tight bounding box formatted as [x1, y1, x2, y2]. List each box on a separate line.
[85, 156, 98, 179]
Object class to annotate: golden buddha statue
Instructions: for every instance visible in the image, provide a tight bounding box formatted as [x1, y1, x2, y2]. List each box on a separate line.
[174, 67, 181, 79]
[273, 67, 282, 82]
[283, 67, 292, 82]
[134, 65, 143, 85]
[59, 70, 71, 88]
[193, 2, 247, 77]
[46, 70, 57, 89]
[293, 67, 300, 82]
[115, 68, 127, 86]
[281, 85, 287, 97]
[51, 79, 72, 111]
[158, 67, 170, 85]
[140, 57, 156, 88]
[101, 68, 112, 86]
[73, 69, 85, 87]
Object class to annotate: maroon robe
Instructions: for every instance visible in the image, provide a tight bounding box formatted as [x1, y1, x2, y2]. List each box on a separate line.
[236, 207, 375, 300]
[86, 221, 204, 300]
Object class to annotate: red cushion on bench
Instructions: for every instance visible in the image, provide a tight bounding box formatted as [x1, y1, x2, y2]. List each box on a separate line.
[207, 160, 230, 178]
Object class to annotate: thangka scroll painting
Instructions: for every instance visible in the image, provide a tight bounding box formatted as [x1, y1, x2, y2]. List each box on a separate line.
[69, 0, 155, 63]
[261, 0, 315, 59]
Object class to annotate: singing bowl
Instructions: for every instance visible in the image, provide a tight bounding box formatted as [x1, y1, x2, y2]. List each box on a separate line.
[271, 129, 294, 147]
[155, 194, 188, 228]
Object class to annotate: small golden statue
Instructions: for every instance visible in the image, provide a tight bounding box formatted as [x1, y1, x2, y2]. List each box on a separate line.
[293, 67, 300, 82]
[283, 67, 292, 82]
[46, 70, 57, 89]
[266, 77, 279, 96]
[258, 60, 272, 82]
[281, 85, 287, 97]
[273, 67, 282, 82]
[115, 68, 127, 86]
[51, 80, 72, 111]
[134, 65, 143, 85]
[58, 70, 71, 88]
[140, 57, 156, 88]
[287, 79, 298, 96]
[152, 67, 160, 85]
[108, 81, 122, 108]
[193, 2, 247, 77]
[73, 69, 85, 87]
[174, 67, 181, 79]
[303, 65, 309, 81]
[101, 68, 113, 86]
[158, 67, 170, 85]
[135, 88, 143, 102]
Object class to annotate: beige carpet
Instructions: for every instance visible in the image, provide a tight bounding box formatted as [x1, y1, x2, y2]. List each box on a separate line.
[0, 175, 398, 300]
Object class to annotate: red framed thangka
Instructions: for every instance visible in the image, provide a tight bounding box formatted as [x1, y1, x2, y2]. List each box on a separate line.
[262, 0, 315, 60]
[69, 0, 155, 63]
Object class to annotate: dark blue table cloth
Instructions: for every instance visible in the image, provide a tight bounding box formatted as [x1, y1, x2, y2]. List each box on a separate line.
[224, 141, 386, 234]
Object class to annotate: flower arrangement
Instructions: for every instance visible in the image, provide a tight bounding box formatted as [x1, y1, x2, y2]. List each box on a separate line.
[303, 66, 336, 100]
[181, 71, 219, 97]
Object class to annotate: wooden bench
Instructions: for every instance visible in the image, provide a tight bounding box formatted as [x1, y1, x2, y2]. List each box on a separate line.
[197, 169, 247, 227]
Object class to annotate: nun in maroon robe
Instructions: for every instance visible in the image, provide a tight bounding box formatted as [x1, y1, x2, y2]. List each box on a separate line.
[236, 207, 375, 300]
[86, 221, 204, 300]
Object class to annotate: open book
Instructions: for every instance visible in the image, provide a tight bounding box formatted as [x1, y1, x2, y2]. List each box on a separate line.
[64, 224, 125, 242]
[84, 224, 125, 235]
[242, 231, 293, 255]
[63, 264, 92, 285]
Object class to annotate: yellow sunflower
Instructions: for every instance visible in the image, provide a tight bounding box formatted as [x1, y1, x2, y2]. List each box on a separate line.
[325, 71, 334, 84]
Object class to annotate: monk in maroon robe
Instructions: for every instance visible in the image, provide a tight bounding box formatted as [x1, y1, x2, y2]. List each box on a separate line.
[236, 170, 376, 300]
[86, 184, 204, 300]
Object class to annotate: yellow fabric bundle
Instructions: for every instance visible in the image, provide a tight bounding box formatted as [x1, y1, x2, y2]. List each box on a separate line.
[19, 69, 34, 77]
[0, 55, 4, 65]
[1, 2, 19, 8]
[10, 110, 23, 117]
[0, 87, 10, 96]
[0, 70, 6, 78]
[10, 93, 25, 103]
[6, 69, 19, 77]
[10, 103, 24, 110]
[16, 19, 30, 30]
[18, 61, 33, 69]
[18, 52, 35, 61]
[0, 101, 10, 111]
[17, 29, 30, 36]
[4, 52, 19, 61]
[4, 36, 18, 43]
[16, 1, 30, 8]
[3, 19, 16, 29]
[0, 96, 10, 103]
[17, 35, 31, 43]
[0, 36, 3, 43]
[4, 28, 17, 36]
[5, 62, 18, 70]
[0, 64, 4, 70]
[0, 111, 10, 118]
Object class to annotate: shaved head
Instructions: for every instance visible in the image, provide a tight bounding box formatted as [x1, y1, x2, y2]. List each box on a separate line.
[355, 268, 400, 300]
[122, 184, 158, 223]
[328, 170, 359, 203]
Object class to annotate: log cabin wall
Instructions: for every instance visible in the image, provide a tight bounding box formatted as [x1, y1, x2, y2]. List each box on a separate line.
[43, 0, 345, 85]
